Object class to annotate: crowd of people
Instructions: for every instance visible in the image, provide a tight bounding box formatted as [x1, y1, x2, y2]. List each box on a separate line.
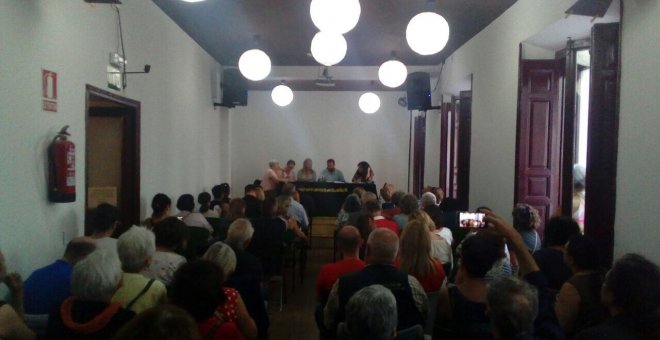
[0, 176, 658, 340]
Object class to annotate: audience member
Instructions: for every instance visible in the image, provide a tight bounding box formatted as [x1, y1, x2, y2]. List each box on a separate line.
[297, 158, 317, 182]
[577, 253, 660, 340]
[111, 304, 200, 340]
[226, 198, 246, 221]
[355, 214, 375, 259]
[282, 159, 297, 181]
[382, 190, 405, 220]
[410, 209, 452, 265]
[176, 194, 213, 235]
[47, 249, 135, 339]
[202, 242, 259, 340]
[281, 183, 310, 231]
[143, 217, 188, 286]
[344, 285, 397, 340]
[365, 199, 400, 236]
[90, 203, 120, 252]
[0, 249, 36, 340]
[319, 159, 346, 183]
[352, 186, 366, 200]
[261, 160, 288, 198]
[198, 192, 219, 218]
[112, 227, 167, 314]
[23, 237, 96, 314]
[248, 197, 287, 277]
[224, 219, 264, 283]
[169, 260, 252, 340]
[351, 161, 374, 183]
[210, 183, 231, 217]
[512, 203, 542, 253]
[555, 235, 607, 336]
[394, 194, 418, 231]
[426, 205, 454, 246]
[336, 194, 362, 230]
[242, 184, 262, 218]
[254, 186, 266, 202]
[275, 196, 308, 240]
[420, 192, 437, 210]
[398, 219, 446, 292]
[143, 193, 171, 229]
[324, 228, 427, 332]
[361, 191, 377, 205]
[317, 226, 365, 304]
[534, 216, 581, 292]
[380, 183, 395, 210]
[572, 165, 586, 232]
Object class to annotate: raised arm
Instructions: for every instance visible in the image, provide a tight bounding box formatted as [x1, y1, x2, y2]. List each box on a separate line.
[483, 212, 539, 276]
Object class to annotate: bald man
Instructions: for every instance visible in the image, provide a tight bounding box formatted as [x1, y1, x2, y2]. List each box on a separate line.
[23, 237, 96, 314]
[324, 228, 427, 332]
[316, 226, 365, 304]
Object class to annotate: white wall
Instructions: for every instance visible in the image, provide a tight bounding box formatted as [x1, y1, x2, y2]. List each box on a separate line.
[614, 0, 660, 262]
[0, 1, 228, 276]
[229, 91, 411, 191]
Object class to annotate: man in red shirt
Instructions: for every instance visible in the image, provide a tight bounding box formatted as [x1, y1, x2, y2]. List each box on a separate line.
[316, 226, 365, 305]
[365, 200, 400, 236]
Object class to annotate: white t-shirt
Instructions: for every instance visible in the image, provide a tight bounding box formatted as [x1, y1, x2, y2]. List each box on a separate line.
[176, 211, 213, 235]
[94, 237, 117, 253]
[434, 227, 454, 246]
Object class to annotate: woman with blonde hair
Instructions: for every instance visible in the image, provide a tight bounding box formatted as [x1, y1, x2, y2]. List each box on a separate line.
[397, 219, 446, 292]
[410, 209, 452, 265]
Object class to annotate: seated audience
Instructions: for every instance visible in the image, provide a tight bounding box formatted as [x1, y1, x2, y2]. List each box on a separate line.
[143, 193, 171, 229]
[282, 159, 297, 181]
[176, 194, 213, 235]
[351, 161, 374, 183]
[380, 183, 395, 210]
[434, 230, 502, 339]
[169, 260, 251, 340]
[426, 205, 453, 246]
[210, 183, 231, 218]
[224, 219, 264, 285]
[344, 285, 397, 340]
[112, 227, 167, 314]
[319, 158, 346, 183]
[355, 214, 375, 260]
[281, 183, 310, 231]
[365, 199, 400, 236]
[276, 196, 307, 240]
[90, 203, 121, 252]
[324, 228, 427, 332]
[555, 235, 608, 336]
[202, 243, 259, 340]
[247, 198, 287, 277]
[512, 203, 542, 253]
[23, 237, 96, 314]
[393, 194, 419, 231]
[143, 217, 188, 286]
[316, 226, 365, 305]
[420, 192, 437, 210]
[226, 198, 246, 222]
[411, 209, 452, 265]
[198, 192, 219, 218]
[533, 216, 581, 292]
[47, 249, 135, 339]
[0, 249, 36, 340]
[254, 186, 266, 202]
[398, 219, 446, 292]
[382, 190, 405, 220]
[242, 184, 262, 218]
[577, 253, 660, 340]
[111, 304, 200, 340]
[297, 158, 317, 182]
[336, 194, 362, 230]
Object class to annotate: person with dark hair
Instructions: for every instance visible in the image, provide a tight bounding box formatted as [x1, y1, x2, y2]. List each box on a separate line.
[533, 216, 581, 291]
[336, 194, 362, 230]
[210, 183, 231, 217]
[144, 193, 172, 229]
[91, 203, 121, 252]
[226, 198, 246, 221]
[169, 260, 255, 340]
[577, 254, 660, 340]
[319, 159, 345, 183]
[112, 304, 201, 340]
[23, 237, 96, 314]
[426, 205, 453, 246]
[512, 203, 542, 253]
[555, 235, 608, 336]
[355, 214, 375, 260]
[176, 194, 213, 235]
[198, 192, 218, 218]
[282, 159, 297, 181]
[144, 217, 188, 286]
[382, 190, 405, 220]
[351, 161, 374, 183]
[297, 158, 317, 182]
[365, 199, 400, 236]
[242, 184, 262, 218]
[393, 194, 418, 231]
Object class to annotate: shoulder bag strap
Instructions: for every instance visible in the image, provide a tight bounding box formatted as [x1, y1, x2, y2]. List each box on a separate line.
[125, 279, 155, 310]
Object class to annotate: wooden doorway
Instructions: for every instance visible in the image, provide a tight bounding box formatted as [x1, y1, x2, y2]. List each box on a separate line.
[85, 85, 140, 236]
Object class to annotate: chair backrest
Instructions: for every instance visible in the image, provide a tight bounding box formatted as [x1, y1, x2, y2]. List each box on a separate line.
[424, 291, 440, 335]
[185, 226, 210, 260]
[395, 324, 424, 340]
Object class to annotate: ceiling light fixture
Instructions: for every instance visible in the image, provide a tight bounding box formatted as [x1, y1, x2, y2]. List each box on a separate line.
[378, 55, 408, 88]
[271, 83, 294, 107]
[359, 92, 381, 114]
[238, 49, 271, 81]
[310, 31, 347, 66]
[310, 0, 361, 34]
[406, 12, 450, 56]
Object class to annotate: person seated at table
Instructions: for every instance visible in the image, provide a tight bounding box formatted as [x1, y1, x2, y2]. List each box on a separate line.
[351, 161, 374, 184]
[198, 192, 219, 218]
[176, 194, 213, 235]
[242, 184, 262, 218]
[297, 158, 317, 182]
[319, 158, 345, 183]
[0, 249, 36, 340]
[261, 160, 289, 198]
[143, 193, 172, 229]
[282, 159, 297, 182]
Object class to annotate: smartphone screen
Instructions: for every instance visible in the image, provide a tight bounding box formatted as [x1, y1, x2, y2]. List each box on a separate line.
[458, 212, 486, 228]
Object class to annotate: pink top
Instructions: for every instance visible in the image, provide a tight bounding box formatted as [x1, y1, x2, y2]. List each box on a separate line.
[261, 168, 280, 191]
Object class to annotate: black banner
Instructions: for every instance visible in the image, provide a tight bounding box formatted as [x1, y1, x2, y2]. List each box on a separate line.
[294, 181, 377, 216]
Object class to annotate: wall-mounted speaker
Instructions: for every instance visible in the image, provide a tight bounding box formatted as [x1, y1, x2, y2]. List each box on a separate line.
[406, 72, 431, 111]
[221, 68, 247, 108]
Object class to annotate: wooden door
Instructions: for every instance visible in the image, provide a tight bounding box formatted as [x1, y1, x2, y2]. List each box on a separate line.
[516, 60, 564, 230]
[456, 91, 472, 211]
[412, 114, 426, 197]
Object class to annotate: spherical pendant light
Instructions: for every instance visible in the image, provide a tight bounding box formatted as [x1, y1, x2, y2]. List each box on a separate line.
[378, 60, 408, 88]
[310, 32, 347, 66]
[238, 49, 271, 81]
[359, 92, 381, 114]
[271, 84, 294, 107]
[406, 12, 450, 56]
[310, 0, 361, 34]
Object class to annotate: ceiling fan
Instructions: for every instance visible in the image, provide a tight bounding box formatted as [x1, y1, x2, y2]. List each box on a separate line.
[315, 66, 336, 87]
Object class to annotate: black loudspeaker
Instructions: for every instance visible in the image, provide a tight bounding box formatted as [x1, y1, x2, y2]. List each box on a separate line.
[406, 72, 431, 111]
[221, 68, 248, 107]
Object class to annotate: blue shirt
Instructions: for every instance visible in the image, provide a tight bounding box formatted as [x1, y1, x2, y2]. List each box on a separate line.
[23, 260, 72, 314]
[289, 199, 310, 230]
[319, 168, 345, 182]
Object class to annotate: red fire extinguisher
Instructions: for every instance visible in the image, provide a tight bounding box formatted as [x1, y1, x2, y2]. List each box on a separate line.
[48, 125, 76, 202]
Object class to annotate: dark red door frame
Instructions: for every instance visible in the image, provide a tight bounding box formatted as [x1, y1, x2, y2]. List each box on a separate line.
[412, 113, 426, 197]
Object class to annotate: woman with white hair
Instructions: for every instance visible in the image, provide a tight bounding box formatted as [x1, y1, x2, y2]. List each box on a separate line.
[112, 227, 167, 314]
[261, 160, 289, 198]
[0, 249, 36, 340]
[47, 249, 135, 339]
